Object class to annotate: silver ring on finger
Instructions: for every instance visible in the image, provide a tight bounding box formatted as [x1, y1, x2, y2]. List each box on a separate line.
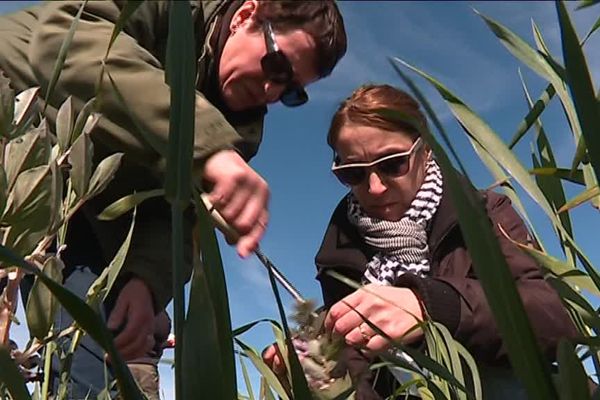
[359, 323, 373, 342]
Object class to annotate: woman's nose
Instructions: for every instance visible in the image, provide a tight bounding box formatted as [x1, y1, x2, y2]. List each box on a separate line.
[367, 171, 387, 195]
[264, 81, 285, 103]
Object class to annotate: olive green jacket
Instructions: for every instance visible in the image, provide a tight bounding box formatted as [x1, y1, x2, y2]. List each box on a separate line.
[0, 1, 264, 309]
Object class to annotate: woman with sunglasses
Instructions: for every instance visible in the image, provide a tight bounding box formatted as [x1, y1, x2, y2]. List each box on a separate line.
[311, 84, 576, 398]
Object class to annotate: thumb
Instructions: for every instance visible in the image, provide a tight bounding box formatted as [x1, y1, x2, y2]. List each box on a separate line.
[107, 296, 128, 331]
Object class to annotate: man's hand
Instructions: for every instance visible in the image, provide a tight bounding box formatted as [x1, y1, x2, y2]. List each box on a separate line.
[202, 149, 270, 257]
[324, 284, 424, 354]
[107, 277, 155, 361]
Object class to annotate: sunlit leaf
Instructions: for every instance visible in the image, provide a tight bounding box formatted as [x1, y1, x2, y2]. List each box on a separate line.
[571, 136, 588, 174]
[71, 97, 97, 143]
[395, 57, 597, 294]
[2, 166, 51, 230]
[12, 87, 40, 134]
[509, 82, 555, 149]
[240, 354, 256, 400]
[86, 152, 123, 199]
[55, 96, 75, 152]
[69, 133, 93, 199]
[4, 121, 51, 190]
[97, 188, 163, 221]
[529, 167, 585, 185]
[477, 10, 600, 207]
[388, 58, 468, 176]
[86, 208, 136, 308]
[498, 224, 600, 296]
[26, 257, 64, 339]
[558, 185, 600, 213]
[519, 71, 575, 265]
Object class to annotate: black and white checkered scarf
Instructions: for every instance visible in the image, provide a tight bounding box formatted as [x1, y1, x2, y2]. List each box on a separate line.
[347, 159, 443, 285]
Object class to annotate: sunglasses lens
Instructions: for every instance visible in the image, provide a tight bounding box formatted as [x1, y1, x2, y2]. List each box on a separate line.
[280, 86, 308, 107]
[333, 167, 366, 186]
[261, 52, 293, 84]
[378, 156, 410, 177]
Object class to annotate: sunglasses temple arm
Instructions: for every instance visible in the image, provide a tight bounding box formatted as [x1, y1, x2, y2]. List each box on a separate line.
[200, 193, 311, 308]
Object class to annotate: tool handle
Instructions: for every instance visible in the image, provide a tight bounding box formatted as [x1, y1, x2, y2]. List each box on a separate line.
[200, 193, 240, 244]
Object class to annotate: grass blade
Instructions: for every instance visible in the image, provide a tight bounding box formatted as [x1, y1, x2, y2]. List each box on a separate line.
[477, 9, 600, 207]
[529, 168, 585, 185]
[43, 1, 88, 109]
[508, 82, 555, 149]
[185, 193, 237, 400]
[164, 2, 196, 399]
[556, 0, 600, 186]
[558, 185, 600, 213]
[389, 58, 468, 177]
[557, 340, 592, 400]
[519, 70, 576, 264]
[498, 224, 599, 296]
[98, 189, 164, 221]
[236, 339, 290, 400]
[104, 1, 145, 58]
[239, 353, 256, 400]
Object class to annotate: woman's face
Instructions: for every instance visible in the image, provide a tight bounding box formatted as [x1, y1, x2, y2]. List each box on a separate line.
[334, 124, 429, 221]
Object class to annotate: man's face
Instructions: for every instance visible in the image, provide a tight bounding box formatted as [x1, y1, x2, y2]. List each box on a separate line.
[219, 15, 319, 111]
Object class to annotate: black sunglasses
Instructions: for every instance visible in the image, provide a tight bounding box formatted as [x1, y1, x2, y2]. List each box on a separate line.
[261, 21, 308, 107]
[332, 138, 423, 186]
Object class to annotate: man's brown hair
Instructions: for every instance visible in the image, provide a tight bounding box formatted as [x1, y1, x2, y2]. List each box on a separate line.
[327, 84, 428, 149]
[256, 1, 347, 78]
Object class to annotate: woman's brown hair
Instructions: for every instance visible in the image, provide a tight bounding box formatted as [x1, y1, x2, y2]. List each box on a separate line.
[327, 84, 428, 149]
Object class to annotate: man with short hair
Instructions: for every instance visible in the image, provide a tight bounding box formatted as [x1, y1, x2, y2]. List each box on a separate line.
[0, 1, 347, 397]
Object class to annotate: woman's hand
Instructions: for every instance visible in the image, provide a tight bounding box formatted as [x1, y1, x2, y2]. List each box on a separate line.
[324, 284, 424, 353]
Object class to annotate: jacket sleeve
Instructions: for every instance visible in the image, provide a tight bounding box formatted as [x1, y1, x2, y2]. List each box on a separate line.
[29, 1, 247, 173]
[404, 192, 577, 364]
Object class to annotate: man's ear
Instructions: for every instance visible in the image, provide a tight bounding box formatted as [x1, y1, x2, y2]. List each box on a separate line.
[229, 0, 260, 34]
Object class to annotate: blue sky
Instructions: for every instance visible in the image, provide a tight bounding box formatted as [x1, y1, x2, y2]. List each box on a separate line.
[2, 1, 600, 398]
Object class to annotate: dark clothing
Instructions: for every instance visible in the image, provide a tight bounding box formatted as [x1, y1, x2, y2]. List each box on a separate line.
[315, 177, 577, 398]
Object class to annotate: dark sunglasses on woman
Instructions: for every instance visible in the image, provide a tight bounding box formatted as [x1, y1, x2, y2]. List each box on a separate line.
[261, 21, 308, 107]
[332, 138, 423, 186]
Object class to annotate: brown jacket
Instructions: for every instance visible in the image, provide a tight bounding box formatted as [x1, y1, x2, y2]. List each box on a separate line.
[315, 178, 577, 398]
